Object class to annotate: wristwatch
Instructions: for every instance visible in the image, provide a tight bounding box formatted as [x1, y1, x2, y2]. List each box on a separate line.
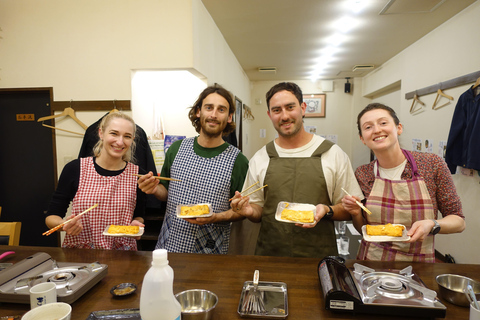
[430, 219, 441, 235]
[323, 205, 334, 220]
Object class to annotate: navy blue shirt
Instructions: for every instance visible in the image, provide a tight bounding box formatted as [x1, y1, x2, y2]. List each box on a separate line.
[445, 85, 480, 173]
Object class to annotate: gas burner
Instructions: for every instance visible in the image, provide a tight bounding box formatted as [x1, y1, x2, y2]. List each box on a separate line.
[317, 257, 446, 318]
[49, 272, 75, 283]
[0, 252, 108, 304]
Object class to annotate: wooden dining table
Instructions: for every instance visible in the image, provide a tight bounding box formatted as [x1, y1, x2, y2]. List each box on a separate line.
[0, 245, 478, 319]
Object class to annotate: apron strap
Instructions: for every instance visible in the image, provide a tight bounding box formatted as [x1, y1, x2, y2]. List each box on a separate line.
[402, 149, 420, 177]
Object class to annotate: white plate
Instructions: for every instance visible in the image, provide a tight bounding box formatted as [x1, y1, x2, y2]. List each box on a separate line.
[176, 203, 213, 218]
[102, 226, 144, 237]
[275, 201, 316, 225]
[362, 224, 410, 242]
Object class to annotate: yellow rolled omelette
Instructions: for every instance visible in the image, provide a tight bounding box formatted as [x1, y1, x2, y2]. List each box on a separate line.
[107, 225, 140, 235]
[179, 204, 210, 217]
[366, 223, 404, 237]
[280, 209, 314, 223]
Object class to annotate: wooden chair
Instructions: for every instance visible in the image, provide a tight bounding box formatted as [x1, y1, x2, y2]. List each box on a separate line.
[0, 222, 21, 246]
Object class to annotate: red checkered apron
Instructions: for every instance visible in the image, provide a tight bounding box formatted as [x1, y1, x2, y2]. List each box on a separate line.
[357, 150, 436, 262]
[62, 157, 139, 250]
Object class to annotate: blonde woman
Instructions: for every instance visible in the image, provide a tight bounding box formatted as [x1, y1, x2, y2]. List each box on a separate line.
[45, 112, 145, 250]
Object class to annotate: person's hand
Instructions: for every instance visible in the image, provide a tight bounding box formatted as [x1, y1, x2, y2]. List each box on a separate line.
[184, 214, 218, 226]
[230, 192, 254, 219]
[130, 219, 145, 240]
[62, 215, 83, 236]
[406, 220, 434, 242]
[341, 195, 362, 217]
[137, 171, 159, 194]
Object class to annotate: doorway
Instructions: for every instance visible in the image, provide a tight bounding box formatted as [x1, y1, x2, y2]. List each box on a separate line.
[0, 88, 58, 246]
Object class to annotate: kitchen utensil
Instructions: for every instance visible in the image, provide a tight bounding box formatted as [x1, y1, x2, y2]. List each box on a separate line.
[467, 284, 480, 310]
[43, 204, 98, 236]
[341, 187, 372, 215]
[175, 289, 218, 320]
[132, 174, 181, 182]
[436, 274, 480, 307]
[243, 270, 266, 315]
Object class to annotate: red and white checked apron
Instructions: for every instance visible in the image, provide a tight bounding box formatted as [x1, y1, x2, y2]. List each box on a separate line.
[62, 157, 138, 250]
[357, 150, 436, 262]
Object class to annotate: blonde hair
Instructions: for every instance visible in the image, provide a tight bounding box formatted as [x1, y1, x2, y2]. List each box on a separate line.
[93, 112, 137, 163]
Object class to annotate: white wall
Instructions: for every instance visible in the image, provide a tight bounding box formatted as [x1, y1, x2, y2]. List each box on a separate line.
[361, 1, 480, 264]
[0, 0, 250, 175]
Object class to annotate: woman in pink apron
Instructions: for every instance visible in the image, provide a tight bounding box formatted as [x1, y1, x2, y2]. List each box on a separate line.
[343, 103, 465, 262]
[45, 112, 145, 250]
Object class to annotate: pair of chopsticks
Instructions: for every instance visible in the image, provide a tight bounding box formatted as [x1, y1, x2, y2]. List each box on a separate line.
[42, 204, 99, 236]
[132, 174, 181, 182]
[229, 182, 268, 201]
[341, 188, 372, 215]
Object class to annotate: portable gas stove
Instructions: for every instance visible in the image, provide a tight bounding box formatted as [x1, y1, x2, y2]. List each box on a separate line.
[318, 257, 446, 318]
[0, 252, 108, 304]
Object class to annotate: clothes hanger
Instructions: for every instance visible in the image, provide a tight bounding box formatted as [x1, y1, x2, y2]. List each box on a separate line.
[472, 77, 480, 89]
[109, 100, 119, 114]
[432, 89, 454, 110]
[409, 93, 425, 114]
[37, 101, 88, 130]
[41, 123, 84, 136]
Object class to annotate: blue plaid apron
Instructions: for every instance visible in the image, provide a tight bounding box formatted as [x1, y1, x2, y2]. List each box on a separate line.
[156, 137, 240, 254]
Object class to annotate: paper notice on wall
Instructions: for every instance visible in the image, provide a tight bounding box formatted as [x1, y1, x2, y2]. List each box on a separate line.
[148, 140, 165, 174]
[438, 140, 447, 159]
[305, 125, 317, 134]
[412, 138, 422, 152]
[424, 139, 433, 153]
[326, 134, 338, 144]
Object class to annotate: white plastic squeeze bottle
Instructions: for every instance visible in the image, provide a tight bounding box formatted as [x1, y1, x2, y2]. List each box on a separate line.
[140, 249, 181, 320]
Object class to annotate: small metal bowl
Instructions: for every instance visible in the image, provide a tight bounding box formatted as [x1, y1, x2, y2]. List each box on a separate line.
[175, 289, 218, 320]
[110, 283, 137, 297]
[436, 274, 480, 307]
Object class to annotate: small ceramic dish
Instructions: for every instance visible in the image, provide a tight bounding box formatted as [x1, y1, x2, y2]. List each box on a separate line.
[110, 283, 137, 297]
[362, 224, 410, 242]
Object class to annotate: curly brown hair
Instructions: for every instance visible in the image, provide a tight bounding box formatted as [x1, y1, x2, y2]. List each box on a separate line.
[187, 84, 236, 136]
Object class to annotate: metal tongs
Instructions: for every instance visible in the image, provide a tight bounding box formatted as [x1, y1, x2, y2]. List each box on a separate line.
[243, 270, 266, 315]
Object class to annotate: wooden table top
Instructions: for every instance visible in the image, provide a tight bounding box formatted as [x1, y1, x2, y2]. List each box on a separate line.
[0, 245, 478, 320]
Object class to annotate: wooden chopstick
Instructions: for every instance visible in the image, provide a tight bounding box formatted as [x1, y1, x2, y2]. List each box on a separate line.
[242, 184, 268, 198]
[132, 174, 181, 182]
[229, 181, 260, 201]
[42, 204, 99, 236]
[341, 187, 372, 215]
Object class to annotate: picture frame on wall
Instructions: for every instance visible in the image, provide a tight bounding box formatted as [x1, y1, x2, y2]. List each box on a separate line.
[234, 96, 242, 150]
[303, 93, 326, 118]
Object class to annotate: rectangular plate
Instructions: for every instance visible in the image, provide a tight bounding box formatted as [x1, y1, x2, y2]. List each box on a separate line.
[362, 224, 410, 242]
[86, 308, 141, 320]
[238, 281, 288, 318]
[274, 201, 315, 225]
[176, 203, 213, 218]
[102, 226, 144, 238]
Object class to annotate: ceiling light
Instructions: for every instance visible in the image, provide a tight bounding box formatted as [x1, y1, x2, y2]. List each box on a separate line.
[258, 67, 276, 74]
[352, 65, 374, 72]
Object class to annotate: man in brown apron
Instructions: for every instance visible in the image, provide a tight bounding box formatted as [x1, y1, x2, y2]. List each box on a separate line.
[230, 82, 363, 258]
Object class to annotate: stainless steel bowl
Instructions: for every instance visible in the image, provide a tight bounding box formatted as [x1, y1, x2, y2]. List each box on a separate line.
[175, 289, 218, 320]
[436, 274, 480, 307]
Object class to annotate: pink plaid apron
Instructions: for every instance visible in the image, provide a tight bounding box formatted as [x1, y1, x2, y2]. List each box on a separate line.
[62, 157, 138, 250]
[357, 150, 436, 262]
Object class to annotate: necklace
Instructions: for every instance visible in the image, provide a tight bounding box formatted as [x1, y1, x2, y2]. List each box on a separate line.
[378, 159, 407, 180]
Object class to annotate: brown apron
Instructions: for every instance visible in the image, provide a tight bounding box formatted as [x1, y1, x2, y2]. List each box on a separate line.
[255, 140, 337, 258]
[357, 150, 436, 262]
